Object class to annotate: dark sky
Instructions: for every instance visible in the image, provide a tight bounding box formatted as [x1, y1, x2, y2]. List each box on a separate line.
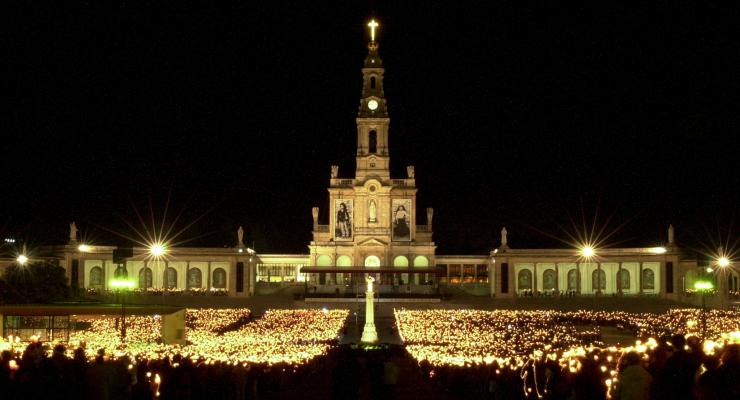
[3, 1, 738, 255]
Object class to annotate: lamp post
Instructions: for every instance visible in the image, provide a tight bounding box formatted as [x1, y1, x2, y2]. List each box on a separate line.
[110, 279, 135, 345]
[693, 280, 714, 341]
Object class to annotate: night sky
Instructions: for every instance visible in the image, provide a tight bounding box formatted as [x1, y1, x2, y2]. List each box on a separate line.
[3, 2, 738, 255]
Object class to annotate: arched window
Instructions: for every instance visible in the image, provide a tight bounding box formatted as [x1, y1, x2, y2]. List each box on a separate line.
[188, 268, 202, 289]
[138, 267, 153, 289]
[337, 256, 352, 267]
[316, 255, 332, 267]
[518, 269, 532, 290]
[368, 130, 377, 154]
[642, 269, 655, 290]
[542, 269, 556, 291]
[365, 255, 381, 268]
[592, 269, 606, 291]
[618, 269, 630, 290]
[567, 269, 578, 291]
[413, 256, 429, 268]
[212, 268, 227, 289]
[393, 256, 409, 268]
[90, 266, 103, 288]
[370, 76, 376, 89]
[114, 265, 127, 279]
[164, 267, 177, 289]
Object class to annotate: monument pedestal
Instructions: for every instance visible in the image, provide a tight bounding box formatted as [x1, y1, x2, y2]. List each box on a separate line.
[361, 277, 378, 343]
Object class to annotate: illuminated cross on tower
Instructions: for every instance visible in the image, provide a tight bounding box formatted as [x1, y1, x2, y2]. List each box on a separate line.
[368, 19, 379, 42]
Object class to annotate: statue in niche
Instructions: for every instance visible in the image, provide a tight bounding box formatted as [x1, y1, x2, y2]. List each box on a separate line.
[237, 226, 245, 247]
[501, 227, 508, 247]
[406, 165, 415, 178]
[69, 221, 78, 243]
[368, 200, 377, 222]
[331, 165, 339, 178]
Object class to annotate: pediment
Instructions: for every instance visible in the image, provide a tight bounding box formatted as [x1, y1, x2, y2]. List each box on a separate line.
[357, 237, 388, 246]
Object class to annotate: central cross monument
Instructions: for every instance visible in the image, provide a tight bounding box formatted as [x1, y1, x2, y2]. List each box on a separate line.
[361, 274, 379, 343]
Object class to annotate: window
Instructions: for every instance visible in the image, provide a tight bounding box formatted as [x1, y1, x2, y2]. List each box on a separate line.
[212, 268, 227, 289]
[476, 264, 488, 283]
[642, 269, 655, 290]
[592, 269, 606, 291]
[139, 267, 153, 289]
[90, 266, 103, 288]
[501, 263, 509, 293]
[567, 269, 578, 291]
[542, 269, 556, 291]
[518, 269, 532, 290]
[368, 130, 377, 153]
[665, 262, 673, 293]
[236, 262, 244, 292]
[71, 260, 79, 288]
[187, 268, 202, 289]
[618, 269, 630, 290]
[463, 264, 475, 283]
[370, 76, 376, 89]
[164, 267, 177, 289]
[449, 264, 461, 283]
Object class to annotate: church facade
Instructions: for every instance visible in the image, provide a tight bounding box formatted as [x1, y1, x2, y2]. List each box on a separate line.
[2, 22, 737, 306]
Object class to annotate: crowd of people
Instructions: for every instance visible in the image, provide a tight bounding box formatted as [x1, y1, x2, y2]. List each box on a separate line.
[419, 335, 740, 399]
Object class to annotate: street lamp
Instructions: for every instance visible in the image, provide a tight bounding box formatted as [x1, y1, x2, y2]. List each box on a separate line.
[694, 279, 714, 341]
[16, 254, 28, 266]
[110, 279, 135, 346]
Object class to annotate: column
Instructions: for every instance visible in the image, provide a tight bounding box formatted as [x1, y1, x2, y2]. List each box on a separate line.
[638, 262, 643, 295]
[185, 261, 190, 290]
[207, 261, 212, 290]
[577, 263, 581, 295]
[555, 263, 559, 293]
[597, 263, 602, 295]
[248, 258, 255, 296]
[617, 262, 623, 295]
[533, 264, 538, 295]
[489, 261, 495, 297]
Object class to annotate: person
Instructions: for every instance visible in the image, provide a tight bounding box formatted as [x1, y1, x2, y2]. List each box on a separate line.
[336, 202, 351, 238]
[612, 351, 651, 400]
[393, 204, 410, 239]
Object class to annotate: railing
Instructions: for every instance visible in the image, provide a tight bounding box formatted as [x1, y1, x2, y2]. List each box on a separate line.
[330, 179, 354, 187]
[392, 179, 407, 186]
[354, 227, 390, 235]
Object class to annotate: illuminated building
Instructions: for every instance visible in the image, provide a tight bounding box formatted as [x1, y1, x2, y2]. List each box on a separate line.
[0, 21, 736, 307]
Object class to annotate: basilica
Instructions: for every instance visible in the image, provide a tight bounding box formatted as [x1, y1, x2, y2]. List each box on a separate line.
[2, 22, 737, 307]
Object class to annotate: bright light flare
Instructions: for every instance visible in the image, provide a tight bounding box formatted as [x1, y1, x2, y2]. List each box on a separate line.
[149, 243, 167, 257]
[580, 245, 595, 258]
[717, 257, 730, 268]
[694, 281, 714, 291]
[649, 247, 667, 254]
[110, 279, 135, 289]
[16, 254, 28, 265]
[78, 244, 93, 252]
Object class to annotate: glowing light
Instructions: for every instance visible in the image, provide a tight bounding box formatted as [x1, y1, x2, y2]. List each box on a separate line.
[694, 280, 714, 291]
[110, 279, 135, 289]
[368, 19, 379, 42]
[706, 267, 714, 273]
[149, 243, 167, 257]
[649, 247, 667, 254]
[718, 257, 730, 268]
[78, 244, 93, 252]
[580, 246, 595, 258]
[16, 254, 28, 265]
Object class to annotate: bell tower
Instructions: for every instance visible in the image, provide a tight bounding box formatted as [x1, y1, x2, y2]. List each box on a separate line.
[356, 19, 390, 181]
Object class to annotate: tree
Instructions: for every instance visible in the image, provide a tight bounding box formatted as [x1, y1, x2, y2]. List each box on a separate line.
[0, 261, 70, 303]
